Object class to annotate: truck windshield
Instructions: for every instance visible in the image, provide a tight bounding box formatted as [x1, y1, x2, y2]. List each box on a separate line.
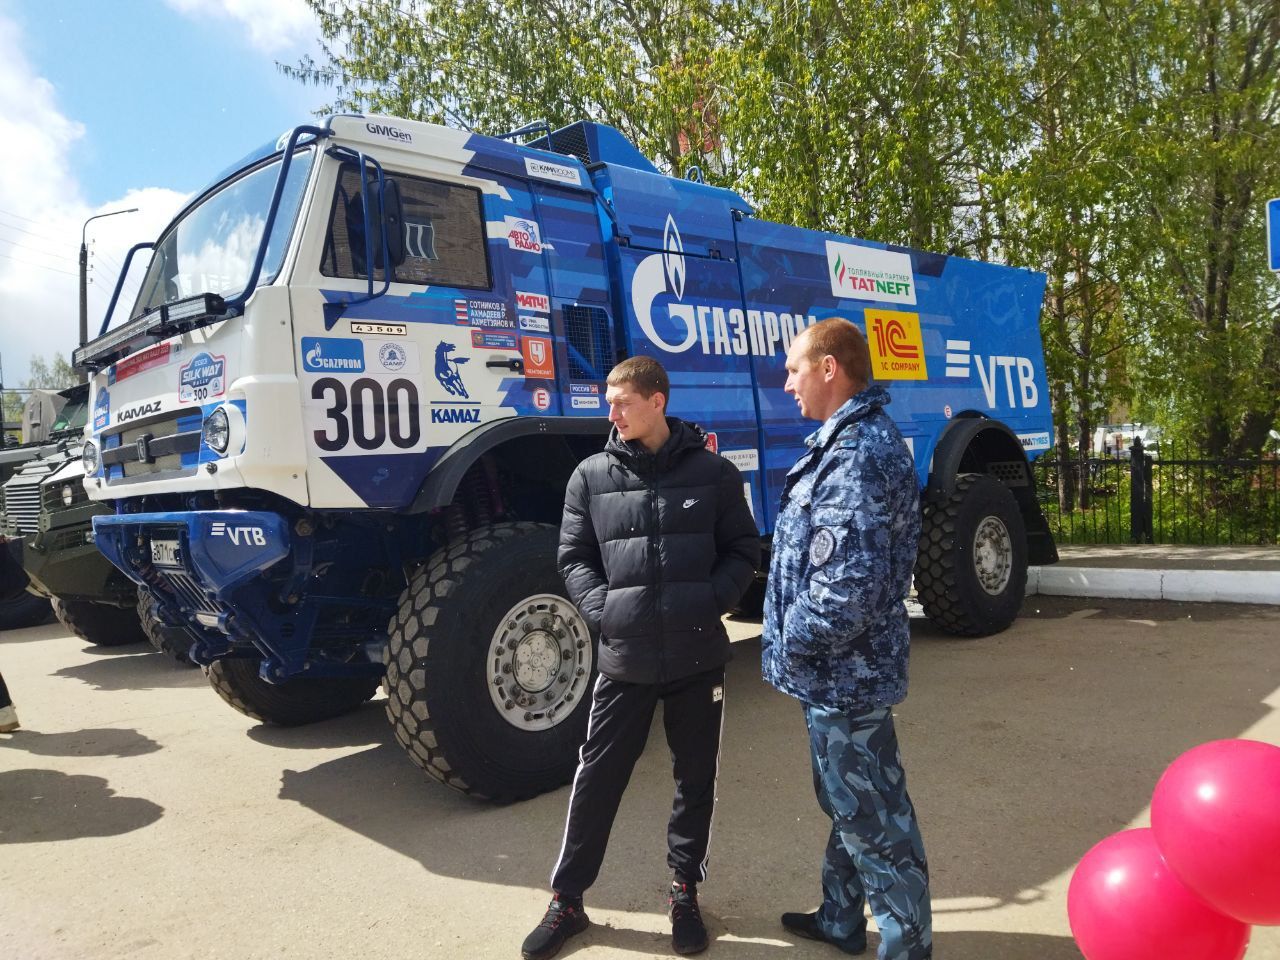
[131, 148, 315, 319]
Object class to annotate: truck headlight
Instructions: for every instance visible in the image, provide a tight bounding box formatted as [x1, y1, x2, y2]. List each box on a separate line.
[82, 441, 100, 474]
[61, 485, 75, 506]
[203, 407, 230, 453]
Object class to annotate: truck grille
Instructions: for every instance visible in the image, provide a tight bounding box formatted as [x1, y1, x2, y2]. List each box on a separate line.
[1, 483, 42, 535]
[103, 412, 202, 481]
[159, 569, 223, 619]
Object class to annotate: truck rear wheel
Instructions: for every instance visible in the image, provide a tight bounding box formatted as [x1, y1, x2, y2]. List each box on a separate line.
[385, 522, 595, 801]
[206, 658, 381, 726]
[915, 473, 1027, 637]
[51, 597, 146, 646]
[136, 587, 196, 665]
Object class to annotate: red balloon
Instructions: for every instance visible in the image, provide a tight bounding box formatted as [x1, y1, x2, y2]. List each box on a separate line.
[1068, 829, 1250, 960]
[1152, 738, 1280, 924]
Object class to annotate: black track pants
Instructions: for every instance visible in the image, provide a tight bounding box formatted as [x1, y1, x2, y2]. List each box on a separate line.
[0, 671, 10, 709]
[550, 666, 726, 898]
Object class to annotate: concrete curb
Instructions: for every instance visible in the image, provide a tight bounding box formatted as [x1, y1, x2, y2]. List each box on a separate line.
[1027, 566, 1280, 605]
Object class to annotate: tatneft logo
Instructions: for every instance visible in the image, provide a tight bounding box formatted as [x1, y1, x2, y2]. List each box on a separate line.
[945, 339, 1041, 409]
[866, 309, 927, 380]
[366, 122, 412, 143]
[515, 291, 550, 312]
[302, 338, 365, 373]
[504, 217, 543, 253]
[209, 521, 268, 546]
[826, 241, 917, 305]
[632, 214, 815, 356]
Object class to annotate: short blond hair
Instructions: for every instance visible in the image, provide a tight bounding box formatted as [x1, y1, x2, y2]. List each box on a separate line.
[607, 355, 670, 410]
[800, 318, 871, 387]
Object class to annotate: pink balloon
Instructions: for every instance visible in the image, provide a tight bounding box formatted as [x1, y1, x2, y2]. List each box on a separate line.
[1152, 738, 1280, 924]
[1068, 829, 1250, 960]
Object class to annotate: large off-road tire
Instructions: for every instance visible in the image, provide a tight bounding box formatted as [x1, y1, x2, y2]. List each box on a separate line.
[915, 473, 1028, 637]
[0, 585, 54, 630]
[385, 522, 596, 802]
[206, 657, 381, 726]
[136, 587, 196, 665]
[51, 597, 147, 646]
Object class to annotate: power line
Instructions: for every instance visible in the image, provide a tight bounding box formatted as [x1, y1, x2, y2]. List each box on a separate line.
[0, 218, 71, 249]
[0, 250, 78, 278]
[0, 235, 78, 264]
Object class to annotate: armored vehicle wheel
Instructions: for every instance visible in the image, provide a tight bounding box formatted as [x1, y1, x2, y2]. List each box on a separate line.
[51, 597, 146, 646]
[915, 473, 1028, 637]
[206, 658, 381, 726]
[0, 585, 54, 630]
[385, 522, 595, 801]
[136, 588, 196, 665]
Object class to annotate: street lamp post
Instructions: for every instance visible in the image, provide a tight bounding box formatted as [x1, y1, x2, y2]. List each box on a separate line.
[79, 208, 138, 350]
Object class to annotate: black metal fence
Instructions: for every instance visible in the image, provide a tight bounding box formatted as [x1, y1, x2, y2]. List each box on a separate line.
[1031, 438, 1280, 546]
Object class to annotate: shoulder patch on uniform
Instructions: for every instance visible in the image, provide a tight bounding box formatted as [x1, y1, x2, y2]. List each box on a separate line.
[810, 528, 836, 566]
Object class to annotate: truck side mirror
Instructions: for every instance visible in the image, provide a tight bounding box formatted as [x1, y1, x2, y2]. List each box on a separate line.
[374, 178, 406, 269]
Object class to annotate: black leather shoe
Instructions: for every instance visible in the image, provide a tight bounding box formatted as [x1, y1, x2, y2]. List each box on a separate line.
[522, 895, 590, 960]
[669, 881, 709, 955]
[780, 911, 867, 955]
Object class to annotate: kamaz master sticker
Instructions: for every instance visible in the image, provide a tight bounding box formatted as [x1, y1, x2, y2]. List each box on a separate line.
[178, 352, 226, 404]
[93, 388, 109, 431]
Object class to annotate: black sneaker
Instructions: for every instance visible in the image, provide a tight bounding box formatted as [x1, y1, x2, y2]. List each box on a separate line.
[521, 895, 590, 960]
[669, 881, 709, 955]
[780, 911, 867, 955]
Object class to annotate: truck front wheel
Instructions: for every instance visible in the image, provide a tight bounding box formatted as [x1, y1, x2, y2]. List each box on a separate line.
[206, 658, 381, 726]
[136, 587, 196, 665]
[51, 597, 146, 647]
[385, 522, 595, 801]
[915, 473, 1027, 637]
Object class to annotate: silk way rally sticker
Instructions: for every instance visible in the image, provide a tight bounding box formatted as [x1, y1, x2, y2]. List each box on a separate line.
[810, 528, 836, 566]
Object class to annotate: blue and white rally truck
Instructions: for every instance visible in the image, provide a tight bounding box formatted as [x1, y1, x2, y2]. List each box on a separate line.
[78, 116, 1057, 800]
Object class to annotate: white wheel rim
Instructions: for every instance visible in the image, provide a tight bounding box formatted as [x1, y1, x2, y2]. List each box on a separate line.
[973, 516, 1013, 595]
[487, 594, 592, 732]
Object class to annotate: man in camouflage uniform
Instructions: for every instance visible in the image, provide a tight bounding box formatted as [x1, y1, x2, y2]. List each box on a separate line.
[762, 317, 931, 960]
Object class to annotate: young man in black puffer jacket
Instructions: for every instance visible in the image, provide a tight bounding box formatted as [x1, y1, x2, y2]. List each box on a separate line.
[521, 356, 760, 960]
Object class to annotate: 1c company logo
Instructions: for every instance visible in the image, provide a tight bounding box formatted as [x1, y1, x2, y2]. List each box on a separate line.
[866, 309, 927, 380]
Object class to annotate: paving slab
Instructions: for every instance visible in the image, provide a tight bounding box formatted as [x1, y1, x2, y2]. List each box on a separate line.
[3, 599, 1280, 959]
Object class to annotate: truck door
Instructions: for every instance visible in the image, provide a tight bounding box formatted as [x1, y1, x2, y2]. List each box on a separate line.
[291, 155, 522, 509]
[529, 183, 615, 416]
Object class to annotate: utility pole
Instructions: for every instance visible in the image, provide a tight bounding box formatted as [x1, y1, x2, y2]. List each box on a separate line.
[79, 208, 138, 351]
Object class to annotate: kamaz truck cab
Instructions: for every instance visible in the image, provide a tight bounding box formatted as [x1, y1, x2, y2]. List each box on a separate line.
[80, 115, 1057, 800]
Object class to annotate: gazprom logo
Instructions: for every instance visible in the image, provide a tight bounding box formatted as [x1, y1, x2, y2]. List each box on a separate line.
[663, 214, 685, 301]
[302, 337, 364, 373]
[631, 214, 814, 357]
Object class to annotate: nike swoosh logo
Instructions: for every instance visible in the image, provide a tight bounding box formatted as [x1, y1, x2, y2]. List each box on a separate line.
[683, 499, 698, 508]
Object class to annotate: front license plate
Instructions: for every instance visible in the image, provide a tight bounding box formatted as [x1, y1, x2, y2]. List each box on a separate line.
[150, 539, 181, 568]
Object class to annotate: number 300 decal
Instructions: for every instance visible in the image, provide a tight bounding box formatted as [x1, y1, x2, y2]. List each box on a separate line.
[311, 377, 421, 451]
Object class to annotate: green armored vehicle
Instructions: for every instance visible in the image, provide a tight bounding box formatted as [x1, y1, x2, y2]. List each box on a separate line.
[0, 388, 186, 657]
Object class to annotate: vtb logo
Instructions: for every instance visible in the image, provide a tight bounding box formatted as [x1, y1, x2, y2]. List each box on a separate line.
[865, 309, 927, 380]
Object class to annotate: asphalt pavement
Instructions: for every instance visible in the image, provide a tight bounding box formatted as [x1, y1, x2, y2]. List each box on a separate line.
[3, 596, 1280, 959]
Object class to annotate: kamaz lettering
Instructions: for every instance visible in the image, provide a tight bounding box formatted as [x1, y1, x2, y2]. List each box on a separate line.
[430, 407, 481, 424]
[117, 400, 161, 423]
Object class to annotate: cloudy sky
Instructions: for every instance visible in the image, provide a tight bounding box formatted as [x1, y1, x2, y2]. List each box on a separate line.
[0, 0, 327, 388]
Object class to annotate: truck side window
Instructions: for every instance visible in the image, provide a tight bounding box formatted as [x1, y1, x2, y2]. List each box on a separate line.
[321, 165, 491, 290]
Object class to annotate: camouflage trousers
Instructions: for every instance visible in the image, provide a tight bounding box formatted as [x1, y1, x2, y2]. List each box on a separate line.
[803, 704, 932, 960]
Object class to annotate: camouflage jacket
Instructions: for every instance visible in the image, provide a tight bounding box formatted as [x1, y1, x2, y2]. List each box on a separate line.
[762, 387, 920, 712]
